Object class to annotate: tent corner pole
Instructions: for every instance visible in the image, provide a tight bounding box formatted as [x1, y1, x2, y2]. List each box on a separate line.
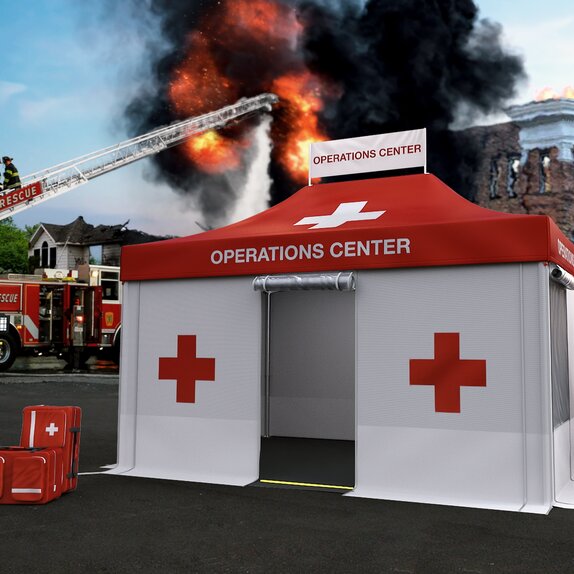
[264, 292, 271, 438]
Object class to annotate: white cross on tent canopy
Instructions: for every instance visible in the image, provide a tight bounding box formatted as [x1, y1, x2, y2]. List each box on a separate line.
[294, 201, 386, 229]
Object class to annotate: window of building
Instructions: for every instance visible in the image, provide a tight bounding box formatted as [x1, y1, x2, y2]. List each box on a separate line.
[41, 241, 49, 268]
[49, 247, 57, 269]
[489, 158, 500, 199]
[506, 155, 520, 198]
[540, 151, 551, 193]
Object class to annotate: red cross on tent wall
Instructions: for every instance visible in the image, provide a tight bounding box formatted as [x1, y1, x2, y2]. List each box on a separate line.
[158, 335, 215, 403]
[409, 333, 486, 413]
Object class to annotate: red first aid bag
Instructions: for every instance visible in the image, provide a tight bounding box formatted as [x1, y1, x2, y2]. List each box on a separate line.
[0, 446, 62, 504]
[20, 406, 82, 493]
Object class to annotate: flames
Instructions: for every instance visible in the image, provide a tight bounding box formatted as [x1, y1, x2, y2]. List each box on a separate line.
[169, 33, 233, 116]
[220, 0, 302, 46]
[184, 131, 243, 174]
[535, 86, 574, 101]
[167, 0, 330, 183]
[271, 72, 329, 180]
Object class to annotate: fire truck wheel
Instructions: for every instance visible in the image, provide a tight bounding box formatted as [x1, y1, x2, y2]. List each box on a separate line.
[0, 332, 18, 371]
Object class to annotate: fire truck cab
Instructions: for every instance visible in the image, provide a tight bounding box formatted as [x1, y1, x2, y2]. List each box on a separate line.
[77, 264, 122, 360]
[0, 265, 121, 371]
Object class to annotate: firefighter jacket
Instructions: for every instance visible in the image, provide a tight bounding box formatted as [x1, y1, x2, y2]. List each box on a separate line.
[3, 162, 21, 190]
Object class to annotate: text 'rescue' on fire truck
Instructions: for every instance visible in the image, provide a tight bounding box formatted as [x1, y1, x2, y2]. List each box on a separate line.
[0, 264, 121, 371]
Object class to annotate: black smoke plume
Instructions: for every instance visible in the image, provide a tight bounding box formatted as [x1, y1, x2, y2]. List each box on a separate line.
[296, 0, 525, 197]
[120, 0, 525, 223]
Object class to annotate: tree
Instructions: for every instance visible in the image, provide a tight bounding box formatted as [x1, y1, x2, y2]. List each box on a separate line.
[24, 223, 40, 241]
[0, 217, 29, 273]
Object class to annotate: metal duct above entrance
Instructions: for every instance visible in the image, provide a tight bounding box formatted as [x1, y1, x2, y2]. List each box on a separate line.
[253, 271, 356, 293]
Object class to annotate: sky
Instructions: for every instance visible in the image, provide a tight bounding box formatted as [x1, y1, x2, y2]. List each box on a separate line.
[2, 0, 573, 237]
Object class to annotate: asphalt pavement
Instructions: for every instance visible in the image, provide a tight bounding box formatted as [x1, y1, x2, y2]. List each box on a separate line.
[0, 373, 574, 573]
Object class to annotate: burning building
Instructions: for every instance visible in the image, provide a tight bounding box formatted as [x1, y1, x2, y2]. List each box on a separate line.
[471, 93, 574, 239]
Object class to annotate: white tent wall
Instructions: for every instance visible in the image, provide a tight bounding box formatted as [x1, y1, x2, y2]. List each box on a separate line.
[114, 280, 140, 473]
[266, 290, 355, 440]
[112, 277, 261, 486]
[554, 287, 574, 507]
[349, 263, 553, 513]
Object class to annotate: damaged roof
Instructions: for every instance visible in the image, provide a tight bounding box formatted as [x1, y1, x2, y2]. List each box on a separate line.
[36, 216, 170, 246]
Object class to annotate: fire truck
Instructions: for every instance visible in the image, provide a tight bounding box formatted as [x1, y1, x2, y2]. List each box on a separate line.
[0, 265, 121, 371]
[0, 93, 278, 371]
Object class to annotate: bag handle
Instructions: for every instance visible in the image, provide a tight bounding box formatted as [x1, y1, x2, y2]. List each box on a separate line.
[67, 426, 81, 479]
[0, 446, 44, 452]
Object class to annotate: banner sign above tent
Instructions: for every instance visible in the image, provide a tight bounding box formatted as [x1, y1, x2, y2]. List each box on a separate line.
[309, 128, 426, 181]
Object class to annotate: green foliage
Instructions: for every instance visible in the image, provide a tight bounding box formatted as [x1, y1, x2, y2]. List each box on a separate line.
[24, 223, 40, 241]
[0, 217, 30, 273]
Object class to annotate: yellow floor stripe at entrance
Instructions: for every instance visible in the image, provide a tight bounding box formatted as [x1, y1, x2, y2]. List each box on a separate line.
[259, 479, 353, 490]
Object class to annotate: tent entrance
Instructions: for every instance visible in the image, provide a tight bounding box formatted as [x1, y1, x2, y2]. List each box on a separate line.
[255, 274, 356, 491]
[258, 437, 354, 491]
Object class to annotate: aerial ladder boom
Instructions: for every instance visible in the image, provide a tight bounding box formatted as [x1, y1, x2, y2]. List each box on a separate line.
[0, 93, 279, 221]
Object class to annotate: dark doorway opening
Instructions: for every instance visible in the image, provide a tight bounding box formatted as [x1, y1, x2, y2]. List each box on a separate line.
[258, 288, 355, 491]
[258, 437, 354, 491]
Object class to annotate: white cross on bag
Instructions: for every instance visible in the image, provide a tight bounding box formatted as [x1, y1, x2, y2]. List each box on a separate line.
[294, 201, 385, 229]
[45, 422, 59, 436]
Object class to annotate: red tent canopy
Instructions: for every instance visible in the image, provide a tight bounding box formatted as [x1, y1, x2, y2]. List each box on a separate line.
[121, 174, 574, 281]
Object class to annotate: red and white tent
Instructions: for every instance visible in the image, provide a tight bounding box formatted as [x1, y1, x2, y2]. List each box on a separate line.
[112, 174, 574, 513]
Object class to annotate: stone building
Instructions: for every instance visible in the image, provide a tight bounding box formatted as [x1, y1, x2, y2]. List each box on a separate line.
[470, 98, 574, 239]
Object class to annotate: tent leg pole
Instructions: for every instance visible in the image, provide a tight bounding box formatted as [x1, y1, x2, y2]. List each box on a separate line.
[264, 292, 271, 438]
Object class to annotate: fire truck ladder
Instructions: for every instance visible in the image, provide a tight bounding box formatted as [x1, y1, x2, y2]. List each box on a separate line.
[0, 93, 279, 221]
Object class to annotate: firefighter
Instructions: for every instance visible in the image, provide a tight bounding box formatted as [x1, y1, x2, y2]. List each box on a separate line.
[1, 156, 21, 191]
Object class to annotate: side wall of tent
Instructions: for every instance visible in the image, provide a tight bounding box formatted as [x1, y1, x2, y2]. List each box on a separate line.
[554, 287, 574, 508]
[114, 262, 560, 512]
[349, 262, 553, 513]
[115, 276, 262, 485]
